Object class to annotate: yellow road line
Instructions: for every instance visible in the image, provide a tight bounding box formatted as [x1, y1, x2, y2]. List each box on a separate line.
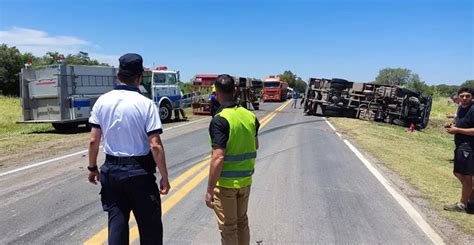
[84, 157, 211, 245]
[84, 100, 291, 245]
[129, 166, 210, 241]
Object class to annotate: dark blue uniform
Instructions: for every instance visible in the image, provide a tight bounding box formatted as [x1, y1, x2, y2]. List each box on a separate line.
[100, 154, 162, 245]
[89, 53, 166, 245]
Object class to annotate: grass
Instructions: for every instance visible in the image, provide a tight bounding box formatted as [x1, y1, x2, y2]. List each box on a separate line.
[329, 96, 474, 235]
[0, 96, 53, 137]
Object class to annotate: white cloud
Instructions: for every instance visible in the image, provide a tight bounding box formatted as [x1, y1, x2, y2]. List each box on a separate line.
[0, 27, 119, 66]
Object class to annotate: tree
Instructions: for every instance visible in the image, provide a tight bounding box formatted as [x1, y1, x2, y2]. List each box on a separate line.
[405, 80, 433, 95]
[460, 80, 474, 89]
[279, 70, 297, 87]
[278, 70, 307, 93]
[0, 44, 23, 95]
[431, 84, 459, 97]
[177, 81, 192, 94]
[375, 68, 420, 86]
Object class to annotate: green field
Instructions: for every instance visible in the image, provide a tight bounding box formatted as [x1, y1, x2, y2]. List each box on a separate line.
[329, 97, 474, 235]
[0, 96, 54, 137]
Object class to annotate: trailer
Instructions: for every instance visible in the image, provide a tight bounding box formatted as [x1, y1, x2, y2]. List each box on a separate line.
[303, 78, 432, 129]
[19, 64, 183, 131]
[191, 74, 218, 115]
[234, 76, 261, 111]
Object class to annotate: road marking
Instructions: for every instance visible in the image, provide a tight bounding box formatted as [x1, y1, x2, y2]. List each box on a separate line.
[84, 101, 292, 244]
[0, 150, 89, 178]
[0, 118, 211, 178]
[129, 165, 211, 242]
[84, 156, 211, 245]
[324, 119, 445, 245]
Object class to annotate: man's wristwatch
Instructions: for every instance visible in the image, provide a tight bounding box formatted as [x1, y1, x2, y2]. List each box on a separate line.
[87, 165, 98, 172]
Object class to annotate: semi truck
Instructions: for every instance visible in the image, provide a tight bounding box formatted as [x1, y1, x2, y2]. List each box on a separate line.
[262, 76, 288, 102]
[303, 77, 432, 129]
[19, 64, 182, 131]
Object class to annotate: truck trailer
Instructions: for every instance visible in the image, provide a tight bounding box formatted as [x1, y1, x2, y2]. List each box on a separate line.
[19, 64, 182, 131]
[303, 78, 432, 129]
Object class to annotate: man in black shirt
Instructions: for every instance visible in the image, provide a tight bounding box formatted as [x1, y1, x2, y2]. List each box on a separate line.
[445, 87, 474, 213]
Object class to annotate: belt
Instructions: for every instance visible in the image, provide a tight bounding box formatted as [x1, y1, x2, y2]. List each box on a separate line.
[105, 154, 150, 165]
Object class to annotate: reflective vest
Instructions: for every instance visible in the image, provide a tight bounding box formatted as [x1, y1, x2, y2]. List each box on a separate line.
[215, 106, 257, 188]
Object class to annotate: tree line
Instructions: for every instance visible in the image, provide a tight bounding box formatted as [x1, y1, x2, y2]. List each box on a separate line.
[1, 44, 471, 97]
[374, 67, 473, 97]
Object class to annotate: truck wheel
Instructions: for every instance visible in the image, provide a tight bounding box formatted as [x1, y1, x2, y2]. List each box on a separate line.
[52, 123, 78, 133]
[392, 119, 408, 127]
[159, 102, 172, 123]
[324, 105, 342, 117]
[330, 79, 352, 90]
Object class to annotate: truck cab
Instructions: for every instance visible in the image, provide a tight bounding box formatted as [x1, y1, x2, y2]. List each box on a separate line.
[263, 76, 288, 102]
[141, 66, 182, 122]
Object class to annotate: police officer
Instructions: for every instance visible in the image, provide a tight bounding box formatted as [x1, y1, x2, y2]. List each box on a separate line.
[205, 74, 260, 245]
[87, 53, 170, 244]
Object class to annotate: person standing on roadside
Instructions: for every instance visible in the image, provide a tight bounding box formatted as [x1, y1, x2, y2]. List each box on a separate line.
[87, 53, 170, 244]
[210, 85, 220, 117]
[292, 91, 298, 108]
[444, 87, 474, 213]
[447, 93, 460, 119]
[205, 74, 260, 245]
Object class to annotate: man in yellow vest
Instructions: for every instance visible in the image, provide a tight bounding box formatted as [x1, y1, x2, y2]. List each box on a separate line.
[205, 74, 260, 245]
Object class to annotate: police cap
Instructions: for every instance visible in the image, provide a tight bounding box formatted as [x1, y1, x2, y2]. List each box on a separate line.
[118, 53, 144, 77]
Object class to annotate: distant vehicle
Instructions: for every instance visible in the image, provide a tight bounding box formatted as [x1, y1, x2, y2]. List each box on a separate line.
[19, 64, 182, 131]
[263, 76, 288, 102]
[234, 76, 260, 110]
[191, 74, 261, 115]
[191, 74, 219, 115]
[303, 78, 432, 129]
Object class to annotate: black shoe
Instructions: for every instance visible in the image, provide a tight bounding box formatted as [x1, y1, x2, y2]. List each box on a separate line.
[467, 202, 474, 214]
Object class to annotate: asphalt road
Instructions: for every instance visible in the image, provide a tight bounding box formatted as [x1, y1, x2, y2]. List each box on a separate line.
[0, 101, 434, 244]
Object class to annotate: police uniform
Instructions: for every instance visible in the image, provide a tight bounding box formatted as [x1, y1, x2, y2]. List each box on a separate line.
[209, 101, 260, 245]
[89, 54, 165, 245]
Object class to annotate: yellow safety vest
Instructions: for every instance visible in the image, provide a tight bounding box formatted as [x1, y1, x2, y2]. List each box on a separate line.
[214, 106, 257, 188]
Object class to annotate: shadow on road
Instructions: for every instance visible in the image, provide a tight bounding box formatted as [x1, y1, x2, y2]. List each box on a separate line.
[259, 119, 326, 136]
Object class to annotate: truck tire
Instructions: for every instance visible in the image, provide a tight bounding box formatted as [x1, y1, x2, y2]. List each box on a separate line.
[159, 102, 172, 123]
[330, 78, 352, 90]
[324, 105, 342, 117]
[392, 119, 408, 127]
[52, 123, 78, 133]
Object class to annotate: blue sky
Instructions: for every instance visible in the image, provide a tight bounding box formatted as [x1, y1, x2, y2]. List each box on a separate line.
[0, 0, 472, 85]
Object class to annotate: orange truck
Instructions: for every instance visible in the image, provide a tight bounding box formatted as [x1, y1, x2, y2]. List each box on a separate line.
[262, 76, 288, 102]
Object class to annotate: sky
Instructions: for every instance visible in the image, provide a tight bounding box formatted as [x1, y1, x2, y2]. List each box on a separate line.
[0, 0, 472, 85]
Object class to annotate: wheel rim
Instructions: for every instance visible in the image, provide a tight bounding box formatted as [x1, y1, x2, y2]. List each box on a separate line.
[160, 106, 169, 120]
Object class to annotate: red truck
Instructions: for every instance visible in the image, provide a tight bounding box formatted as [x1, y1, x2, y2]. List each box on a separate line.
[263, 76, 288, 102]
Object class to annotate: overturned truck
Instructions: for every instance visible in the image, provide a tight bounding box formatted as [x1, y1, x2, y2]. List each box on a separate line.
[303, 78, 432, 129]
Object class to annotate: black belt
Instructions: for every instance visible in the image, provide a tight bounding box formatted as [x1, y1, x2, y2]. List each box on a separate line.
[105, 154, 151, 165]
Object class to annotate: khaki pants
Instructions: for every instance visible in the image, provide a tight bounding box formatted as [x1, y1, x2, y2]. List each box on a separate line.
[213, 186, 251, 245]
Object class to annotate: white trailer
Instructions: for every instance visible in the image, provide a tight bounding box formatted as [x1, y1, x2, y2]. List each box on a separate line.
[19, 64, 182, 131]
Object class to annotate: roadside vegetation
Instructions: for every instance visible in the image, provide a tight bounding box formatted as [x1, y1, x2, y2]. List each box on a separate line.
[329, 96, 474, 235]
